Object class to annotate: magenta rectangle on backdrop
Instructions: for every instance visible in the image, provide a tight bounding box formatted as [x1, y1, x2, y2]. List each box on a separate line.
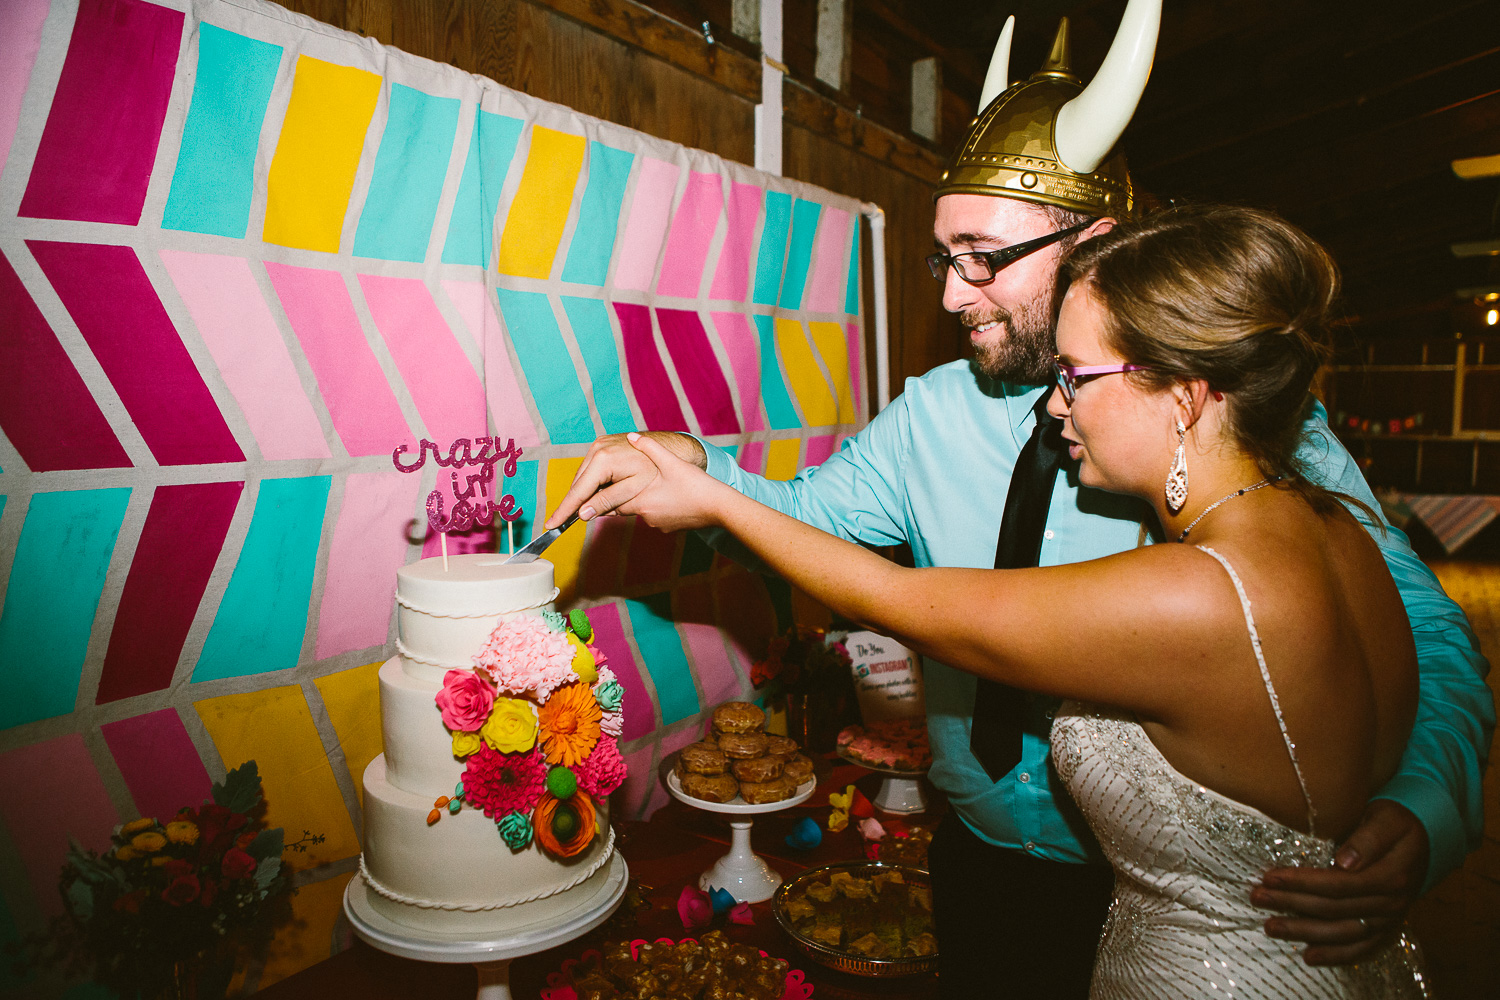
[674, 580, 741, 707]
[160, 251, 332, 461]
[0, 734, 120, 916]
[804, 434, 838, 468]
[440, 280, 541, 448]
[708, 183, 763, 301]
[613, 157, 680, 291]
[100, 709, 214, 824]
[623, 522, 677, 589]
[709, 312, 765, 432]
[359, 274, 487, 445]
[29, 241, 245, 466]
[611, 303, 688, 432]
[96, 480, 244, 703]
[18, 0, 183, 224]
[316, 470, 423, 660]
[266, 262, 412, 457]
[579, 514, 629, 596]
[846, 322, 864, 415]
[738, 440, 766, 474]
[0, 248, 130, 471]
[584, 601, 656, 743]
[656, 172, 724, 298]
[654, 309, 739, 435]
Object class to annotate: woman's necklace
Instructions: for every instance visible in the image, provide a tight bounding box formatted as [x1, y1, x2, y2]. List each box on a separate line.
[1176, 477, 1280, 543]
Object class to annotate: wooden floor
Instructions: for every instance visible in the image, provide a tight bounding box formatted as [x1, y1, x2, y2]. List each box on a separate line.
[1408, 559, 1500, 999]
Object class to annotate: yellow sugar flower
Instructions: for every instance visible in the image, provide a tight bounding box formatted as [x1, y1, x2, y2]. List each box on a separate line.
[566, 633, 598, 684]
[120, 817, 157, 836]
[452, 730, 482, 757]
[481, 697, 538, 754]
[130, 832, 167, 853]
[164, 820, 199, 845]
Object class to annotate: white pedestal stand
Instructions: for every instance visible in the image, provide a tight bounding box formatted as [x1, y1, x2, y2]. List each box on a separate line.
[665, 768, 816, 903]
[836, 750, 929, 815]
[344, 852, 627, 1000]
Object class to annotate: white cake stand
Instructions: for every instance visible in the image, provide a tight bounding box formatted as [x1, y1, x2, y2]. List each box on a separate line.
[344, 851, 627, 1000]
[665, 766, 816, 904]
[835, 748, 930, 814]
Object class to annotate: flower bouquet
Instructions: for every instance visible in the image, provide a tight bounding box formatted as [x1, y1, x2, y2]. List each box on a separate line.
[753, 625, 858, 752]
[27, 761, 319, 999]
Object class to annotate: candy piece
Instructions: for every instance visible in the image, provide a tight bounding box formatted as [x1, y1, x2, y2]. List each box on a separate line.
[448, 798, 461, 814]
[426, 809, 441, 826]
[568, 608, 593, 642]
[435, 795, 450, 808]
[729, 901, 755, 925]
[545, 765, 578, 799]
[708, 886, 735, 915]
[677, 885, 711, 930]
[786, 815, 823, 851]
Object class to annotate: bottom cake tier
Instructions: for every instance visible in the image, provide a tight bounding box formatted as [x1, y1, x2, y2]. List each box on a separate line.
[361, 755, 614, 935]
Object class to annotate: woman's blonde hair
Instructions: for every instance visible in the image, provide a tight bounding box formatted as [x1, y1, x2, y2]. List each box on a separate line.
[1064, 204, 1353, 516]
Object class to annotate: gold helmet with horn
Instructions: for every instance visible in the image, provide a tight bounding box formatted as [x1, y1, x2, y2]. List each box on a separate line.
[936, 0, 1161, 219]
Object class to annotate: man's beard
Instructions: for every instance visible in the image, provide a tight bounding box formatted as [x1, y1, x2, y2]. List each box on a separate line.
[966, 275, 1064, 385]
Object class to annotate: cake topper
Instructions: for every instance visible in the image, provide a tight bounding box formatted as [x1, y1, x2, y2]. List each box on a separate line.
[393, 437, 526, 564]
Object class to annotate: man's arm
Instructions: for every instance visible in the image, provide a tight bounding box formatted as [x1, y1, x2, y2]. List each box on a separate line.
[1254, 401, 1494, 964]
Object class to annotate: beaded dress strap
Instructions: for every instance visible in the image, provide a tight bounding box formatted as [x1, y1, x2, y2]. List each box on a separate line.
[1194, 545, 1318, 837]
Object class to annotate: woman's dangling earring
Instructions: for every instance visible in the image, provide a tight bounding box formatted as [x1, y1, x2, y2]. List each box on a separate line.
[1166, 419, 1189, 514]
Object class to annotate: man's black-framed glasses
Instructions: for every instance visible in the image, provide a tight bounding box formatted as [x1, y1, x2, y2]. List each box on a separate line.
[926, 218, 1096, 285]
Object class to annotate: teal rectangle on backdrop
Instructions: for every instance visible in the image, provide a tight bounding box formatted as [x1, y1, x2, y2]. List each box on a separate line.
[0, 488, 131, 728]
[561, 142, 635, 286]
[751, 314, 804, 429]
[193, 476, 331, 681]
[751, 191, 793, 306]
[626, 594, 700, 725]
[502, 459, 539, 548]
[354, 84, 462, 262]
[777, 198, 823, 310]
[845, 217, 861, 316]
[561, 295, 636, 434]
[441, 110, 525, 267]
[161, 24, 282, 238]
[494, 289, 596, 444]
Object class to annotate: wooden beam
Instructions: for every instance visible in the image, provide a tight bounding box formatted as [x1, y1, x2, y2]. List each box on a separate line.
[783, 78, 944, 184]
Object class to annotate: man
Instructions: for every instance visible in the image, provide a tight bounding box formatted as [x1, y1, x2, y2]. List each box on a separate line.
[547, 1, 1493, 994]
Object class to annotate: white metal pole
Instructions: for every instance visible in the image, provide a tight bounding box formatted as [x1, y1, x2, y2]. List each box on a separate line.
[755, 0, 783, 175]
[861, 203, 891, 412]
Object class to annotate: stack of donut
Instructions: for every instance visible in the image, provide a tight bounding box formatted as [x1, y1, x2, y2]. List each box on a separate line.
[677, 702, 817, 804]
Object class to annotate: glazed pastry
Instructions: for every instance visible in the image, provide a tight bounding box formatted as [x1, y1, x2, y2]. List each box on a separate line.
[680, 771, 739, 803]
[738, 776, 795, 804]
[678, 742, 728, 775]
[732, 754, 785, 782]
[782, 753, 815, 784]
[712, 701, 765, 734]
[716, 731, 769, 759]
[764, 735, 799, 757]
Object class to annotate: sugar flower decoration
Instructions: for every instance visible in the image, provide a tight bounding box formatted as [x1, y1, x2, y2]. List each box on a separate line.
[534, 789, 597, 857]
[594, 677, 624, 713]
[481, 697, 539, 754]
[566, 632, 598, 684]
[474, 616, 577, 698]
[436, 669, 495, 732]
[599, 710, 624, 738]
[463, 745, 546, 820]
[574, 737, 627, 798]
[538, 682, 602, 766]
[452, 730, 482, 758]
[498, 811, 533, 850]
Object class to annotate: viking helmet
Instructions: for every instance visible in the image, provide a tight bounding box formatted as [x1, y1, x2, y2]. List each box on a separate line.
[936, 0, 1160, 219]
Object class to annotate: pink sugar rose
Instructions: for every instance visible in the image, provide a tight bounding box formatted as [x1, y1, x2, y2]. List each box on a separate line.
[599, 710, 623, 738]
[436, 669, 495, 732]
[474, 616, 577, 698]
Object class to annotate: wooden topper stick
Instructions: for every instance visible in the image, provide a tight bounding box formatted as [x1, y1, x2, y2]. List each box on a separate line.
[440, 532, 449, 571]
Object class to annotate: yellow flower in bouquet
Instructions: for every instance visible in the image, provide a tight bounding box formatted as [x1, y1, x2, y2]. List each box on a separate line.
[114, 847, 138, 862]
[129, 832, 166, 854]
[164, 820, 199, 845]
[481, 697, 539, 754]
[120, 817, 156, 836]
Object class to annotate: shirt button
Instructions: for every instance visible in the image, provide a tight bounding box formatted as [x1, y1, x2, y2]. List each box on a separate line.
[1043, 529, 1055, 540]
[1018, 772, 1030, 783]
[1024, 841, 1036, 852]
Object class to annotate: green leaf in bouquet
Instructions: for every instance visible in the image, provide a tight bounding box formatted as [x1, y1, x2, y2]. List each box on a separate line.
[253, 855, 281, 892]
[65, 878, 94, 921]
[213, 761, 262, 814]
[246, 827, 283, 862]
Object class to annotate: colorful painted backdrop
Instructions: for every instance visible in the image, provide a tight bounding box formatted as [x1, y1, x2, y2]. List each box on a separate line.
[0, 0, 866, 989]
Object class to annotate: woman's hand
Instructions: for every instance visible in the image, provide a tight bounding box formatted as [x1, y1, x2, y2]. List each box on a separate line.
[617, 432, 735, 532]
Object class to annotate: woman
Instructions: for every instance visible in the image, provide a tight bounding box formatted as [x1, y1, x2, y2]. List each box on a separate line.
[617, 205, 1428, 996]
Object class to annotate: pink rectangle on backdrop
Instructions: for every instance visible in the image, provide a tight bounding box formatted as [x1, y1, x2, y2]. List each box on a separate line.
[0, 734, 120, 916]
[708, 183, 764, 301]
[612, 157, 680, 291]
[656, 172, 724, 298]
[804, 434, 838, 468]
[440, 279, 541, 448]
[97, 481, 244, 704]
[160, 250, 331, 461]
[617, 744, 657, 821]
[675, 581, 741, 707]
[709, 312, 765, 432]
[654, 309, 739, 435]
[0, 0, 50, 172]
[612, 303, 688, 432]
[29, 240, 244, 466]
[266, 262, 411, 456]
[100, 709, 213, 824]
[804, 207, 852, 312]
[316, 470, 424, 660]
[846, 322, 864, 415]
[738, 440, 766, 474]
[17, 0, 182, 224]
[359, 274, 486, 445]
[584, 601, 656, 743]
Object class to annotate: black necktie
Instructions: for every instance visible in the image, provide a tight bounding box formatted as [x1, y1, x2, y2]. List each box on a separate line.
[970, 392, 1064, 781]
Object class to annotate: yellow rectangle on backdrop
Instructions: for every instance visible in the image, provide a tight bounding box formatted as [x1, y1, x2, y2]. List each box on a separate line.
[809, 321, 856, 424]
[544, 457, 587, 598]
[774, 319, 839, 427]
[764, 438, 802, 481]
[255, 871, 354, 988]
[496, 127, 587, 278]
[313, 660, 385, 808]
[194, 685, 360, 868]
[263, 56, 381, 252]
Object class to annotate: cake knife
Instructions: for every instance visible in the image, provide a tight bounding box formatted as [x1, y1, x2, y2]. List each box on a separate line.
[503, 513, 579, 564]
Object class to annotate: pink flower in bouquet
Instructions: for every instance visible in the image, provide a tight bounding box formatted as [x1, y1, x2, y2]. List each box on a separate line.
[463, 744, 547, 820]
[574, 738, 627, 798]
[474, 617, 577, 698]
[221, 847, 257, 880]
[162, 873, 200, 906]
[436, 669, 495, 732]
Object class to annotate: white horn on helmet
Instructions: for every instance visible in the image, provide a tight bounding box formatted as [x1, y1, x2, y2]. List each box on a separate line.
[977, 16, 1016, 112]
[1053, 0, 1160, 176]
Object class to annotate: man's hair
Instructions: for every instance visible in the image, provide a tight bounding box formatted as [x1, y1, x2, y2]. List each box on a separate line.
[1038, 204, 1093, 252]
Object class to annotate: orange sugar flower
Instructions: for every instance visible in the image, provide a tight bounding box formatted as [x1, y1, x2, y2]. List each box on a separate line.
[538, 682, 602, 766]
[534, 789, 597, 857]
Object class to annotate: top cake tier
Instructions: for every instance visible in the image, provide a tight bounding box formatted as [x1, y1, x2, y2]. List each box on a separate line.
[396, 555, 555, 682]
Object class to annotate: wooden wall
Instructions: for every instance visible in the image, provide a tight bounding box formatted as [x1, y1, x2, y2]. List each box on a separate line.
[273, 0, 967, 404]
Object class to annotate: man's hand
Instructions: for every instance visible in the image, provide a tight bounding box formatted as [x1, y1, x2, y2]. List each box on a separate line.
[544, 432, 707, 529]
[1252, 799, 1429, 965]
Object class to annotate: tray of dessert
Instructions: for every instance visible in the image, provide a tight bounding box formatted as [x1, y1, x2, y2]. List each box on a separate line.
[668, 702, 818, 813]
[772, 861, 937, 978]
[834, 718, 931, 776]
[540, 931, 813, 1000]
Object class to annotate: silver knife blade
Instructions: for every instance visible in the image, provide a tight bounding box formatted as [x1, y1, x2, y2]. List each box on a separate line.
[504, 514, 579, 564]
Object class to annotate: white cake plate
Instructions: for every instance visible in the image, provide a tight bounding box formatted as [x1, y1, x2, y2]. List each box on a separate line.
[665, 764, 816, 904]
[835, 748, 930, 814]
[344, 851, 627, 1000]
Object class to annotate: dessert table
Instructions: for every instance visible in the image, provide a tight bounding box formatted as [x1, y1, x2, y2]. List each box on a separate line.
[258, 762, 940, 1000]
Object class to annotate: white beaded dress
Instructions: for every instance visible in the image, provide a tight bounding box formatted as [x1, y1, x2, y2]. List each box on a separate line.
[1049, 547, 1430, 999]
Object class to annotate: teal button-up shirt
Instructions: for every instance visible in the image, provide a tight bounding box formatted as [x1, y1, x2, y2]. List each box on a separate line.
[700, 361, 1494, 888]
